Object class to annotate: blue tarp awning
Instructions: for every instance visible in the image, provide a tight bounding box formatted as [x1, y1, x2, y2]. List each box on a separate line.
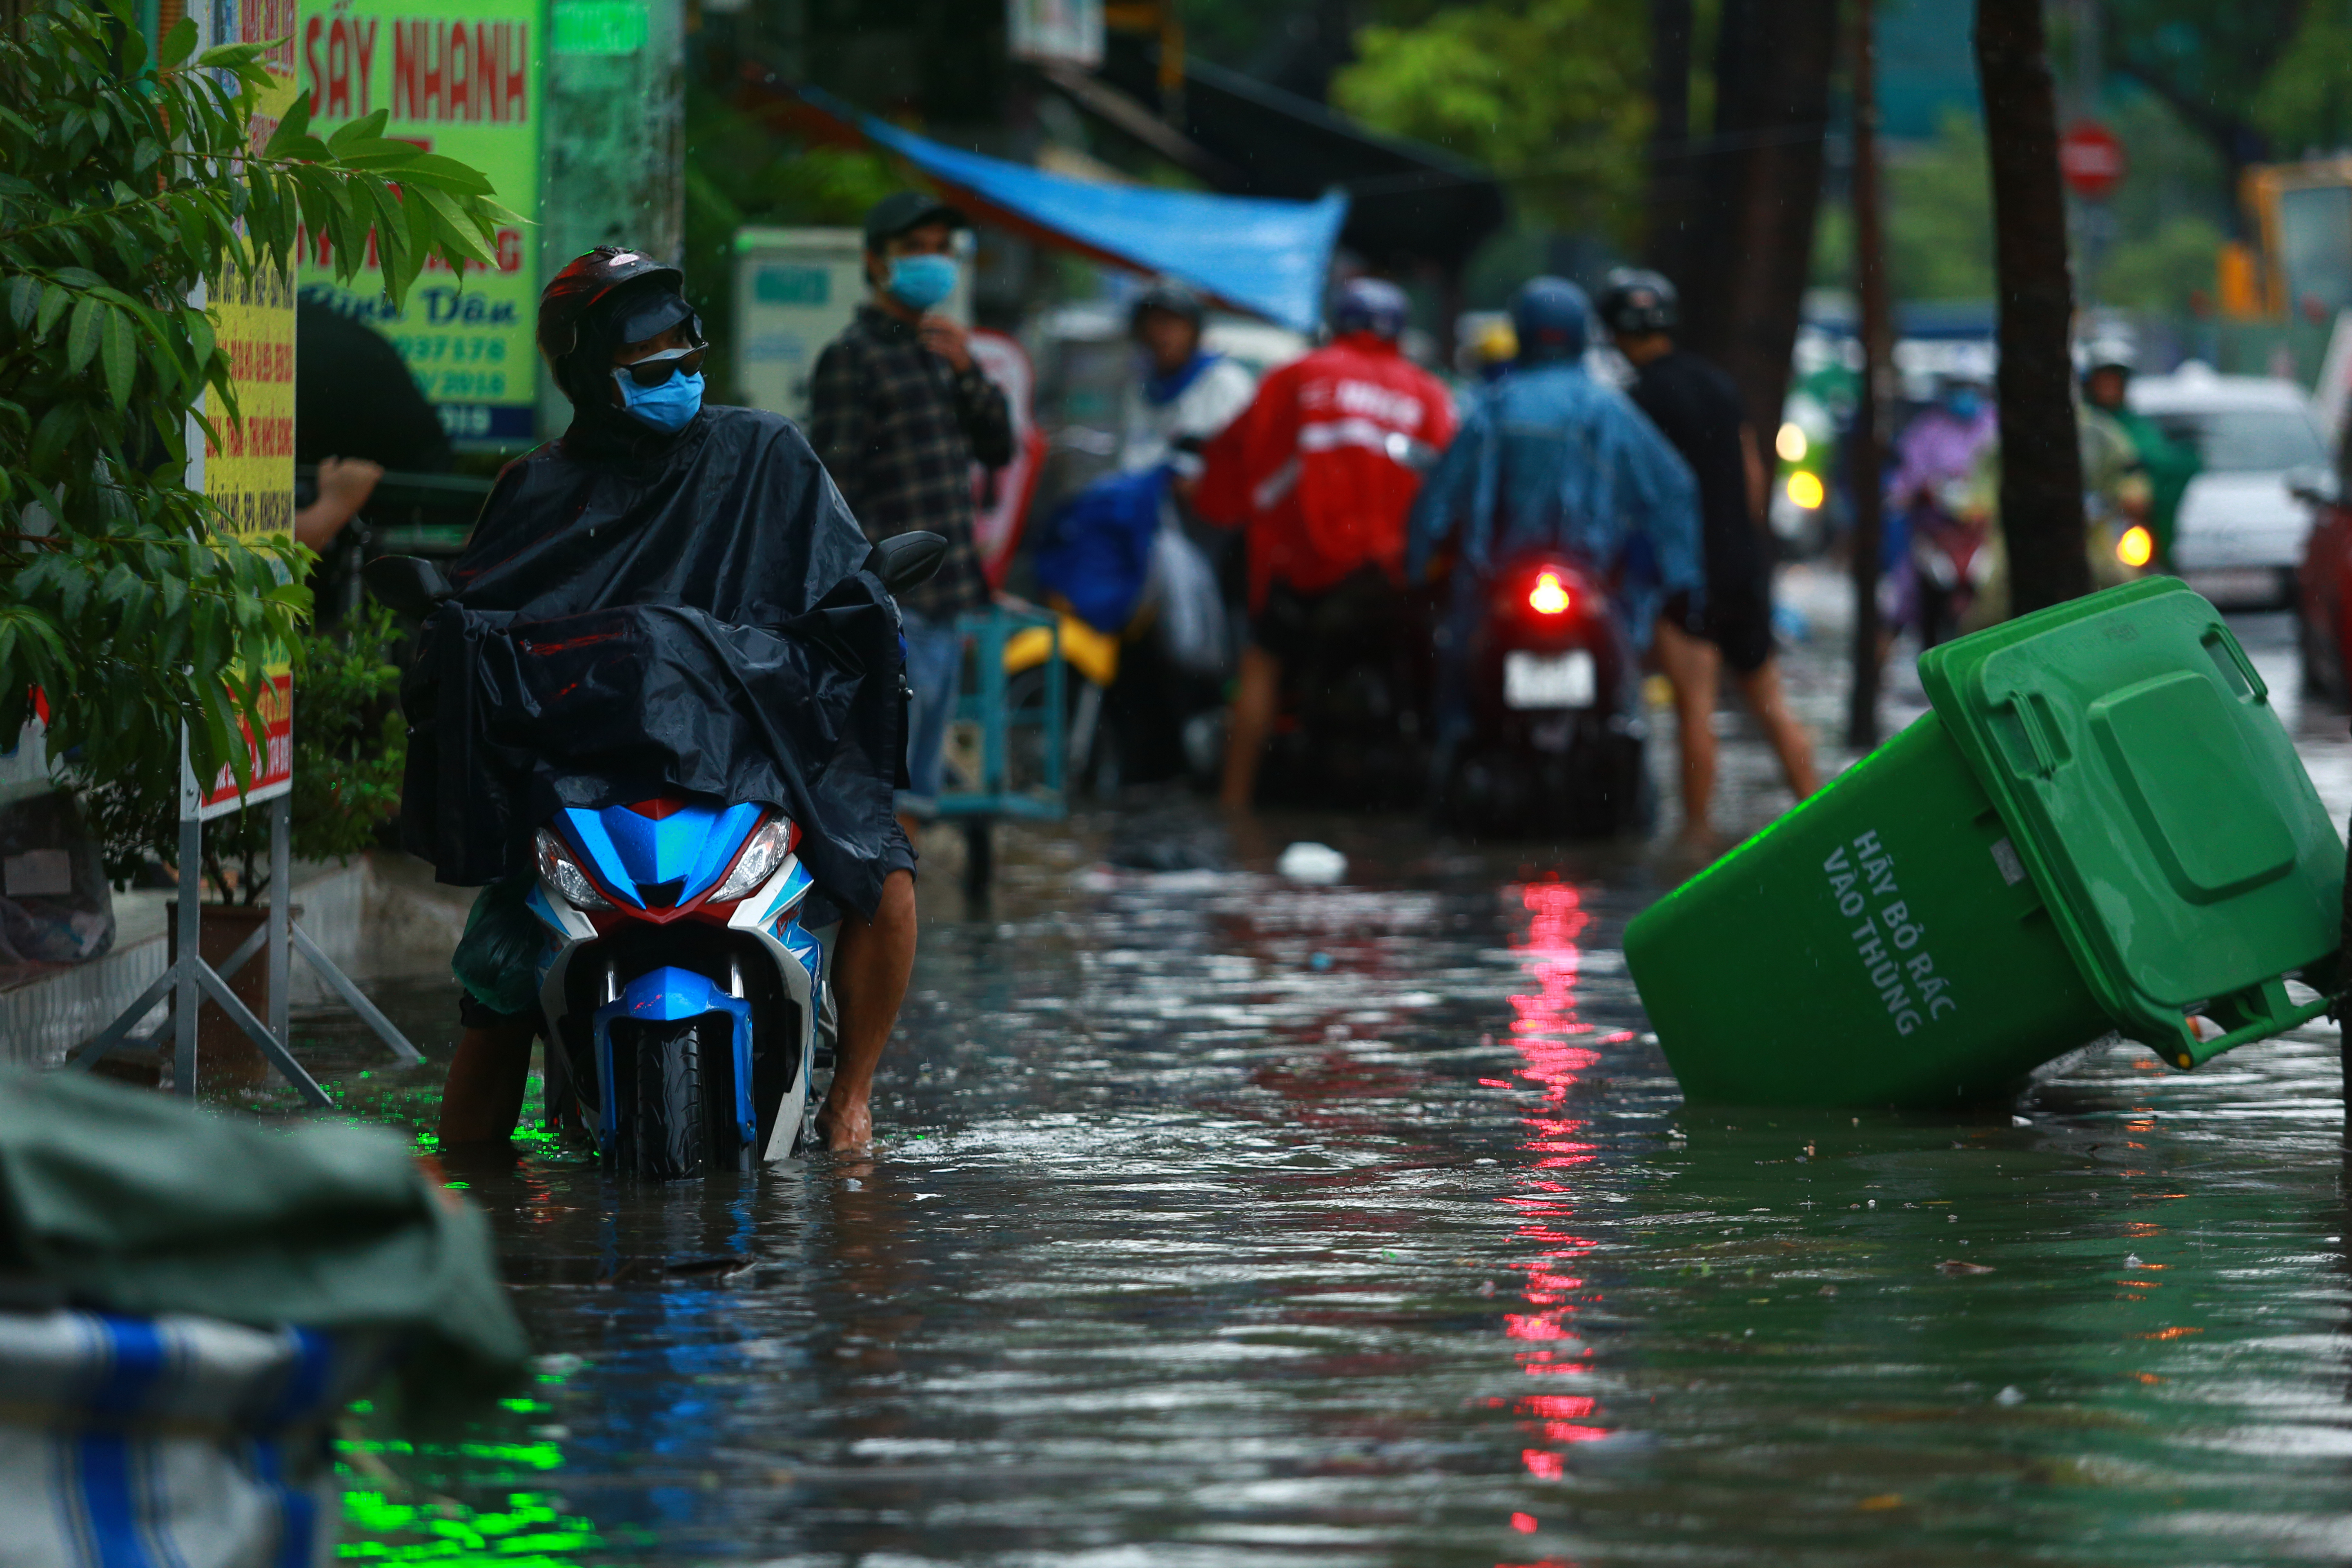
[782, 85, 1348, 333]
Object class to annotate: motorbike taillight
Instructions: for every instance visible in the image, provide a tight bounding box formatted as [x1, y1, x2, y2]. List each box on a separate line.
[1527, 570, 1573, 616]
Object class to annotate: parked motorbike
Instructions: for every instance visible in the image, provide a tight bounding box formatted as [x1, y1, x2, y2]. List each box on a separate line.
[1434, 554, 1648, 837]
[367, 532, 943, 1178]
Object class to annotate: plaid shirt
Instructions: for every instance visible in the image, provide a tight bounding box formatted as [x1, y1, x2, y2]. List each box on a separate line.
[807, 304, 1013, 619]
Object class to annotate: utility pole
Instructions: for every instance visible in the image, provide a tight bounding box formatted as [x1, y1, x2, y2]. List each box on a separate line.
[1846, 0, 1892, 750]
[1976, 0, 2089, 615]
[2071, 0, 2101, 117]
[2070, 0, 2106, 306]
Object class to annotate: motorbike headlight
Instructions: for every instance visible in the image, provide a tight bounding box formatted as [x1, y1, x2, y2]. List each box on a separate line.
[535, 829, 613, 911]
[710, 816, 793, 904]
[2116, 524, 2154, 569]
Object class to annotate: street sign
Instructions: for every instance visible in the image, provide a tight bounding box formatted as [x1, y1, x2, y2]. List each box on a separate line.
[188, 672, 294, 822]
[1009, 0, 1102, 66]
[2060, 120, 2127, 202]
[294, 0, 546, 447]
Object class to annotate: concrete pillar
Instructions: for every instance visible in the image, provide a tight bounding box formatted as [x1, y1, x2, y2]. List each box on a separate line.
[537, 0, 687, 438]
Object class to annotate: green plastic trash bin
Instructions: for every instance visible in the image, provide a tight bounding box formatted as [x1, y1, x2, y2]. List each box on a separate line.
[1626, 578, 2344, 1106]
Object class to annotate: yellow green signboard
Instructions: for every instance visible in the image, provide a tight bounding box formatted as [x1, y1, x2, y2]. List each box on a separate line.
[294, 0, 545, 444]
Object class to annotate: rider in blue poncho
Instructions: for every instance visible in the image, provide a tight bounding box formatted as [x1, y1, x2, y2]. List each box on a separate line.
[1407, 278, 1705, 764]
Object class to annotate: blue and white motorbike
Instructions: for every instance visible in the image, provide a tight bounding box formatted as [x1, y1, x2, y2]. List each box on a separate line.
[526, 793, 831, 1176]
[370, 532, 942, 1179]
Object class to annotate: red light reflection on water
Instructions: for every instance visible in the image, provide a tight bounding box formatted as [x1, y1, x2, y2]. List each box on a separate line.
[1499, 881, 1606, 1492]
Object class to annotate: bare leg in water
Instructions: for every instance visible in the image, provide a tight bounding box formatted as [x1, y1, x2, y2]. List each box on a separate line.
[436, 868, 919, 1153]
[437, 1018, 537, 1147]
[816, 866, 916, 1152]
[1649, 617, 1721, 843]
[1731, 657, 1820, 801]
[1219, 644, 1281, 812]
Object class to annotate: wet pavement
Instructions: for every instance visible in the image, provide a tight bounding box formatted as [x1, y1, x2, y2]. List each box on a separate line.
[290, 568, 2352, 1566]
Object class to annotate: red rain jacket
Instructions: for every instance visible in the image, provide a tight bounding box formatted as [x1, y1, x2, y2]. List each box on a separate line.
[1196, 332, 1457, 610]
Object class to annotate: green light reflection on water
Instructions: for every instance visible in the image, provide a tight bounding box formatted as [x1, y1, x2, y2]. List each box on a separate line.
[341, 1439, 568, 1471]
[339, 1490, 601, 1566]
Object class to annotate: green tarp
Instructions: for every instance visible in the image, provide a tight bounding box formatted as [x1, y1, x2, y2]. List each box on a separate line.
[0, 1069, 526, 1423]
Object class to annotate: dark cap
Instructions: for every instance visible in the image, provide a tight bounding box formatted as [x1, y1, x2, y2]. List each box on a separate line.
[864, 190, 965, 252]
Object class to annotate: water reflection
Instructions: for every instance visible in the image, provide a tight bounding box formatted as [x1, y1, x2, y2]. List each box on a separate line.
[297, 794, 2352, 1564]
[1501, 880, 1606, 1490]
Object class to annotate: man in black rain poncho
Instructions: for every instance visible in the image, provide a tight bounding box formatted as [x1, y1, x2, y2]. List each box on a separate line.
[403, 247, 917, 1153]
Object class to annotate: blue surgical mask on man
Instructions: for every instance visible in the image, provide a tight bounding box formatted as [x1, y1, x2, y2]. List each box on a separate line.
[885, 253, 958, 312]
[613, 368, 705, 433]
[1944, 389, 1983, 422]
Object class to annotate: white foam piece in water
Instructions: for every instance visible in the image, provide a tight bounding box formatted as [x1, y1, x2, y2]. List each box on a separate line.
[1277, 842, 1347, 884]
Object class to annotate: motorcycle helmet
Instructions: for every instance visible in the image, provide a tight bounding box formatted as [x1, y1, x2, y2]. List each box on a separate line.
[1129, 276, 1207, 339]
[2080, 336, 2136, 381]
[1332, 277, 1410, 341]
[538, 246, 700, 404]
[1455, 311, 1518, 380]
[1596, 267, 1679, 338]
[1935, 371, 1989, 422]
[1510, 276, 1590, 362]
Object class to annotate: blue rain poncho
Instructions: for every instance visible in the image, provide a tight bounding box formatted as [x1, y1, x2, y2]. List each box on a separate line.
[1406, 359, 1704, 646]
[1032, 465, 1169, 636]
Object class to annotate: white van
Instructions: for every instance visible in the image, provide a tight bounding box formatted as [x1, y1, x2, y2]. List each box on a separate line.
[2129, 363, 2331, 607]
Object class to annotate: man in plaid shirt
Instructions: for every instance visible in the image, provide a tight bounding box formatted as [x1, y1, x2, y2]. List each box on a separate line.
[808, 193, 1014, 832]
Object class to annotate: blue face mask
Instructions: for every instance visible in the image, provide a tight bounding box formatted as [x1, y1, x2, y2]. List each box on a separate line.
[613, 368, 704, 433]
[1944, 390, 1983, 422]
[885, 253, 959, 312]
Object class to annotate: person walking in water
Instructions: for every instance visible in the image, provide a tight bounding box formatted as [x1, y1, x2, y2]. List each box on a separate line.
[1597, 269, 1818, 841]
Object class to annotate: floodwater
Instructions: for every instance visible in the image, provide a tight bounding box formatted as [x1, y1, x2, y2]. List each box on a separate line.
[290, 582, 2352, 1566]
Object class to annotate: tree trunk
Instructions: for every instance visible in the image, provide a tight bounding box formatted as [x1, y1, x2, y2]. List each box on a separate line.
[1679, 0, 1840, 440]
[1673, 0, 1762, 363]
[1847, 0, 1893, 751]
[1976, 0, 2088, 615]
[1642, 0, 1696, 280]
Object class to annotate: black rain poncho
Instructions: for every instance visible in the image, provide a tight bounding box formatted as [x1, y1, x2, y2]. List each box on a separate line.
[399, 404, 906, 920]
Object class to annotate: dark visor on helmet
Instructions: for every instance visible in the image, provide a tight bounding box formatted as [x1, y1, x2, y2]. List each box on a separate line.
[609, 287, 699, 349]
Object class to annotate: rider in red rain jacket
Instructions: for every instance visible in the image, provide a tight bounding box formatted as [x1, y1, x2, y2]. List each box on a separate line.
[1195, 278, 1457, 809]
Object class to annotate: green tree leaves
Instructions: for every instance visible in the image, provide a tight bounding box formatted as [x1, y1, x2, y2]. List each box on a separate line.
[158, 15, 197, 69]
[0, 0, 508, 805]
[2248, 2, 2352, 160]
[1331, 0, 1650, 239]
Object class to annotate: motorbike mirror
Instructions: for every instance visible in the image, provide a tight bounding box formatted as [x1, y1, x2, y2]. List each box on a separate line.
[866, 531, 947, 593]
[363, 554, 454, 618]
[2286, 464, 2342, 509]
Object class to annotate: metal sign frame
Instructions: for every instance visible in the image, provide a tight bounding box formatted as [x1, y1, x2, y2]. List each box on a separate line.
[69, 740, 421, 1102]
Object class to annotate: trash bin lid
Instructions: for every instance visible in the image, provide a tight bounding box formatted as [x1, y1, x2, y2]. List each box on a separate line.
[1919, 578, 2342, 1054]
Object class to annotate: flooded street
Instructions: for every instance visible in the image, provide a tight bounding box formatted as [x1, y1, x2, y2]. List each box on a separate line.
[305, 571, 2352, 1566]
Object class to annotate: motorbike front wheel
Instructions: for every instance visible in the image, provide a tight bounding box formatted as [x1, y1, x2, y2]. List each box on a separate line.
[623, 1018, 718, 1180]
